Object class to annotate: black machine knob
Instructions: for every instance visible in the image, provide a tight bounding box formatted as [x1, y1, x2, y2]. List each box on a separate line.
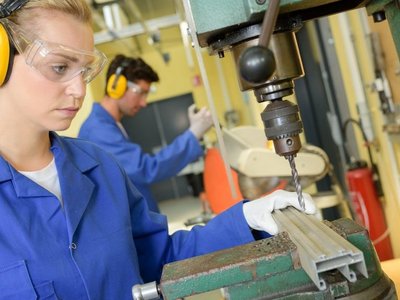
[238, 46, 276, 84]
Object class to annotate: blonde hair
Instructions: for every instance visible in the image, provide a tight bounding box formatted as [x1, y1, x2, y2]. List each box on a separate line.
[5, 0, 92, 26]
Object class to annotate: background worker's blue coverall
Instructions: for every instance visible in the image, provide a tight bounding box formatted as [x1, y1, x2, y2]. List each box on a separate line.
[79, 103, 203, 212]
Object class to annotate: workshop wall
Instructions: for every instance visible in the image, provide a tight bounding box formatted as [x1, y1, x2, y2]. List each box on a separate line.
[368, 16, 400, 104]
[329, 9, 400, 257]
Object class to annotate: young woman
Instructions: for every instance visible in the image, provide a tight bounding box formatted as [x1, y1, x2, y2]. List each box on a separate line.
[0, 0, 316, 299]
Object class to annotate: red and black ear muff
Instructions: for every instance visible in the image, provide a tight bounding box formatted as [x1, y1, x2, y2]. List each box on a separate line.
[0, 22, 14, 86]
[106, 67, 127, 100]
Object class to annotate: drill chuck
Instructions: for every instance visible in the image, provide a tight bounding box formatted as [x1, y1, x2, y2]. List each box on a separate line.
[261, 100, 303, 156]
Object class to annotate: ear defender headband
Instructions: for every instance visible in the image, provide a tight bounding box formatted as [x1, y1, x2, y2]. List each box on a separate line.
[106, 59, 130, 99]
[0, 0, 30, 86]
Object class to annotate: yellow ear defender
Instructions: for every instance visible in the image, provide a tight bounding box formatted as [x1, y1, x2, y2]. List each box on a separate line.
[106, 71, 127, 99]
[106, 60, 130, 99]
[0, 23, 11, 86]
[0, 0, 29, 86]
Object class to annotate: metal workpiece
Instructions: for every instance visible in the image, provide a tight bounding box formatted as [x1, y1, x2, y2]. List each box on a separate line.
[273, 208, 368, 291]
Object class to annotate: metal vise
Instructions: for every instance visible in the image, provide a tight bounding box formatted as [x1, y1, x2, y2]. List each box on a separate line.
[156, 216, 396, 299]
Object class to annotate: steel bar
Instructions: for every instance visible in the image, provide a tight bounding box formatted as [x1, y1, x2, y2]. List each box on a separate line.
[273, 207, 368, 290]
[258, 0, 280, 47]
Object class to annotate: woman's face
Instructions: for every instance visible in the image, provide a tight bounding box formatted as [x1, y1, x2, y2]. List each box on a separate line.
[5, 10, 94, 132]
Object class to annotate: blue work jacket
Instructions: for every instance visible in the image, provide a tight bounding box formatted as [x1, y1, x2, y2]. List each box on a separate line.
[78, 103, 203, 212]
[0, 133, 255, 300]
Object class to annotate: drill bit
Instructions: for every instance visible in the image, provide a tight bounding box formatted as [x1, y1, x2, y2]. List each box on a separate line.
[287, 155, 305, 211]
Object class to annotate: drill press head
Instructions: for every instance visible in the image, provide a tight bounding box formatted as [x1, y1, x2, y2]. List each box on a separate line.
[232, 31, 305, 157]
[184, 0, 377, 158]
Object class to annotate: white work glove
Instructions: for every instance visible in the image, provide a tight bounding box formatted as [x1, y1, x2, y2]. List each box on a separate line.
[243, 190, 317, 235]
[188, 104, 213, 139]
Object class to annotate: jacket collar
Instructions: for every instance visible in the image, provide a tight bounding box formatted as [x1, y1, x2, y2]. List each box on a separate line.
[0, 132, 99, 183]
[0, 132, 99, 239]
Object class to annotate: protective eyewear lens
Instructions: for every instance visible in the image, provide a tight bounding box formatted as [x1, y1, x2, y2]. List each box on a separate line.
[127, 81, 150, 96]
[1, 19, 107, 83]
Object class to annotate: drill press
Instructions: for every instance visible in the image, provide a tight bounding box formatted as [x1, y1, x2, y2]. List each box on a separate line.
[183, 0, 400, 210]
[188, 0, 317, 210]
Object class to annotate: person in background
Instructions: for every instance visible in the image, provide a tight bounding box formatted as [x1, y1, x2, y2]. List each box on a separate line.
[78, 54, 212, 212]
[0, 0, 316, 299]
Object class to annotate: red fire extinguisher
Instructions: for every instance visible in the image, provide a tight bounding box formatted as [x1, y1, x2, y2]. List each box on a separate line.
[346, 160, 394, 261]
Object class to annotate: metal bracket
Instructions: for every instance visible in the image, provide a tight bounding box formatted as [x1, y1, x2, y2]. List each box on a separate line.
[273, 207, 368, 290]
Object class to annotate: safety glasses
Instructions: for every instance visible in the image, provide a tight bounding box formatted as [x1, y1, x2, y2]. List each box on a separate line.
[127, 81, 150, 97]
[1, 19, 107, 83]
